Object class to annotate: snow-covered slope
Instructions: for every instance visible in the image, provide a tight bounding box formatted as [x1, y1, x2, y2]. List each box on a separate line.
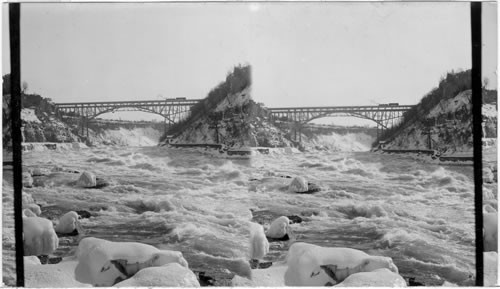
[384, 90, 490, 154]
[169, 86, 292, 148]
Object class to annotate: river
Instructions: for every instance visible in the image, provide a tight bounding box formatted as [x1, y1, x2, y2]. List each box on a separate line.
[10, 142, 476, 286]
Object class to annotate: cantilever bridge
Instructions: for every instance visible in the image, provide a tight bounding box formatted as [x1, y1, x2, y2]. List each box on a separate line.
[54, 99, 414, 139]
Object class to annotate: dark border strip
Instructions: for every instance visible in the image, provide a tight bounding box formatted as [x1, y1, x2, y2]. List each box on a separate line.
[471, 2, 483, 286]
[9, 3, 24, 287]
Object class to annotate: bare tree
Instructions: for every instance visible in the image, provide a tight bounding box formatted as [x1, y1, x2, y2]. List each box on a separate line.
[22, 81, 28, 93]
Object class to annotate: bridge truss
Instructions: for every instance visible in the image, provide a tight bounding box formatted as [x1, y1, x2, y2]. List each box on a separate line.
[267, 105, 414, 141]
[54, 99, 200, 137]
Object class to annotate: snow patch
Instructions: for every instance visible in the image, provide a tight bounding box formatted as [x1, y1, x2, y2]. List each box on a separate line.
[21, 108, 41, 123]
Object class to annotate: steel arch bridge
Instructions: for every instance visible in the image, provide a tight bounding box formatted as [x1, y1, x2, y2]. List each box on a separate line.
[55, 99, 201, 123]
[267, 105, 415, 141]
[267, 105, 414, 128]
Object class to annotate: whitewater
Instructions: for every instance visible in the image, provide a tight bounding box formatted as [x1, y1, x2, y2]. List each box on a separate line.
[4, 133, 476, 286]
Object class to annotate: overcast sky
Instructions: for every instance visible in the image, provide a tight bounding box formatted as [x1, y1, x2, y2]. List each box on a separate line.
[1, 2, 496, 124]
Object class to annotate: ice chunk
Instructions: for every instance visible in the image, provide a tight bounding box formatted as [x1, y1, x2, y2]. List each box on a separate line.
[249, 222, 269, 261]
[23, 217, 59, 256]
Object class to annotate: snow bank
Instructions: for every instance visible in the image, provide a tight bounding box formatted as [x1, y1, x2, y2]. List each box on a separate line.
[232, 264, 287, 286]
[113, 263, 200, 287]
[336, 268, 407, 287]
[25, 259, 91, 287]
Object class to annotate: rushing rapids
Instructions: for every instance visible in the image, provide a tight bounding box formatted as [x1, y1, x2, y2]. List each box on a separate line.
[3, 136, 478, 286]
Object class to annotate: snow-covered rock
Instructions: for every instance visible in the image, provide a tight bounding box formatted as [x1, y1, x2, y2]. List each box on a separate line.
[25, 259, 91, 287]
[23, 209, 38, 218]
[77, 171, 96, 188]
[23, 217, 59, 256]
[483, 168, 495, 184]
[284, 242, 398, 286]
[54, 211, 79, 234]
[289, 176, 308, 193]
[24, 203, 41, 216]
[75, 237, 188, 286]
[266, 216, 290, 239]
[23, 172, 33, 188]
[113, 263, 200, 287]
[336, 268, 406, 287]
[484, 252, 498, 286]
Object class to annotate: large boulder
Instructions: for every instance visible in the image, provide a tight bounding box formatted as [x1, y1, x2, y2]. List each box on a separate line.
[25, 259, 91, 287]
[289, 176, 308, 193]
[74, 237, 188, 286]
[284, 242, 398, 286]
[23, 217, 59, 256]
[336, 268, 406, 287]
[77, 171, 97, 188]
[113, 263, 200, 287]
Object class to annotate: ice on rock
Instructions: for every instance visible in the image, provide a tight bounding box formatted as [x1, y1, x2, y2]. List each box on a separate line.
[249, 222, 269, 261]
[75, 237, 189, 286]
[113, 263, 200, 287]
[55, 211, 80, 234]
[289, 176, 308, 193]
[336, 268, 407, 287]
[25, 259, 91, 287]
[23, 217, 59, 256]
[266, 216, 290, 239]
[284, 242, 399, 286]
[77, 171, 97, 188]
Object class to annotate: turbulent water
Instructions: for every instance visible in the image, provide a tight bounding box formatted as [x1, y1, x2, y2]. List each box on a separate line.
[14, 143, 476, 285]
